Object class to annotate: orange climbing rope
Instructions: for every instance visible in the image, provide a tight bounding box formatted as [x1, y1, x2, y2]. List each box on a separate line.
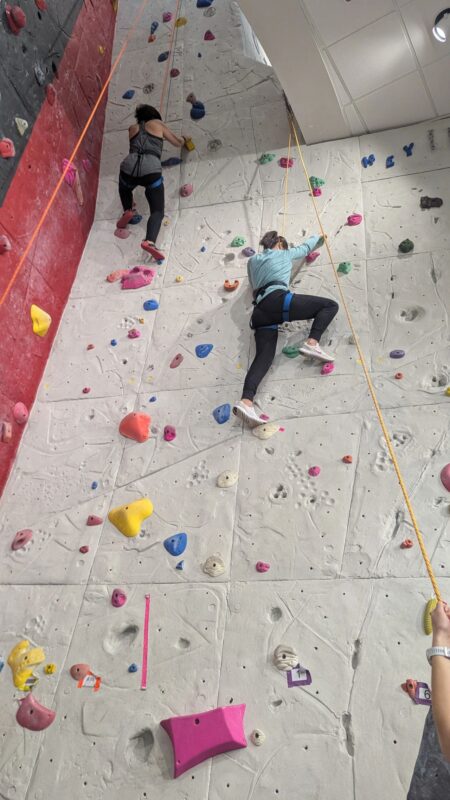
[281, 133, 292, 238]
[287, 112, 441, 601]
[159, 0, 182, 115]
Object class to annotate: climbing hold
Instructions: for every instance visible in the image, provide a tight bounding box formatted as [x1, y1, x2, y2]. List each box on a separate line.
[217, 470, 238, 488]
[200, 246, 207, 253]
[143, 83, 155, 94]
[119, 412, 151, 443]
[79, 545, 89, 554]
[34, 63, 46, 87]
[91, 481, 98, 490]
[184, 137, 195, 151]
[403, 143, 414, 157]
[164, 425, 176, 442]
[191, 102, 206, 120]
[150, 20, 159, 33]
[30, 304, 51, 337]
[170, 68, 180, 77]
[312, 187, 322, 197]
[342, 455, 353, 464]
[279, 157, 294, 168]
[250, 729, 265, 746]
[186, 92, 197, 104]
[389, 350, 405, 359]
[305, 251, 320, 264]
[163, 532, 187, 557]
[308, 466, 321, 477]
[259, 153, 275, 164]
[98, 45, 105, 55]
[337, 262, 352, 275]
[87, 515, 103, 526]
[122, 89, 135, 100]
[44, 663, 56, 675]
[212, 403, 231, 424]
[400, 539, 413, 549]
[242, 247, 255, 257]
[445, 387, 450, 396]
[162, 11, 173, 21]
[273, 645, 298, 671]
[158, 51, 169, 62]
[386, 155, 395, 168]
[148, 34, 156, 42]
[399, 239, 414, 253]
[197, 0, 214, 6]
[5, 4, 26, 34]
[256, 561, 270, 573]
[128, 328, 141, 339]
[8, 640, 45, 691]
[107, 269, 128, 283]
[347, 214, 362, 226]
[128, 663, 138, 673]
[82, 387, 91, 394]
[175, 275, 184, 283]
[111, 588, 127, 608]
[195, 344, 213, 358]
[87, 342, 94, 348]
[208, 138, 222, 151]
[420, 196, 443, 209]
[175, 16, 187, 27]
[162, 156, 182, 167]
[0, 138, 15, 158]
[224, 279, 239, 291]
[149, 396, 157, 402]
[424, 598, 438, 635]
[16, 694, 55, 731]
[161, 704, 247, 778]
[204, 5, 216, 15]
[11, 529, 33, 551]
[321, 362, 334, 375]
[110, 339, 118, 346]
[309, 176, 325, 188]
[12, 402, 28, 424]
[176, 560, 185, 570]
[395, 372, 404, 380]
[129, 214, 142, 224]
[1, 422, 13, 443]
[121, 266, 156, 290]
[180, 183, 193, 197]
[46, 84, 56, 105]
[0, 234, 12, 253]
[441, 464, 450, 492]
[35, 0, 48, 10]
[170, 353, 184, 369]
[14, 117, 28, 136]
[203, 555, 225, 577]
[231, 236, 245, 247]
[143, 299, 159, 311]
[108, 498, 154, 538]
[252, 423, 278, 440]
[70, 664, 90, 680]
[204, 29, 215, 40]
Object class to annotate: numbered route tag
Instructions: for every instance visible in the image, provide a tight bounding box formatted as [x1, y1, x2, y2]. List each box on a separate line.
[414, 682, 431, 706]
[287, 663, 312, 688]
[77, 671, 102, 692]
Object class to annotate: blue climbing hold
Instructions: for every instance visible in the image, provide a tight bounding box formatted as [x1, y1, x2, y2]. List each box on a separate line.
[161, 157, 182, 167]
[122, 90, 135, 100]
[149, 396, 157, 402]
[198, 52, 202, 58]
[191, 101, 205, 120]
[143, 299, 159, 311]
[386, 155, 395, 168]
[158, 51, 169, 62]
[390, 349, 405, 359]
[129, 214, 142, 224]
[176, 560, 185, 570]
[200, 246, 206, 252]
[195, 343, 213, 359]
[157, 259, 164, 266]
[128, 663, 139, 673]
[111, 339, 118, 346]
[213, 403, 231, 424]
[150, 21, 159, 33]
[91, 481, 98, 490]
[403, 142, 414, 157]
[197, 0, 213, 6]
[163, 532, 187, 557]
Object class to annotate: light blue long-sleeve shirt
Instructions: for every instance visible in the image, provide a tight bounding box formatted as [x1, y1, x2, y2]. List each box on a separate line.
[247, 236, 323, 303]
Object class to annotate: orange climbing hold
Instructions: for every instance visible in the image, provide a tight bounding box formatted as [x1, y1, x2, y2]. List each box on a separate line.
[342, 455, 352, 464]
[224, 279, 239, 292]
[119, 412, 151, 443]
[5, 4, 26, 34]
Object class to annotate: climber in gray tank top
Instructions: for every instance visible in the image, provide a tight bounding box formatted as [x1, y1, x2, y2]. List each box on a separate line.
[117, 104, 186, 262]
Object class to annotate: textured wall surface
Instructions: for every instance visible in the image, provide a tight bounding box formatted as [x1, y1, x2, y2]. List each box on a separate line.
[0, 0, 450, 798]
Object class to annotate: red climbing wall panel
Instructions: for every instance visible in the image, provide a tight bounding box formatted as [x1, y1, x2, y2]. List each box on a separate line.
[0, 0, 116, 495]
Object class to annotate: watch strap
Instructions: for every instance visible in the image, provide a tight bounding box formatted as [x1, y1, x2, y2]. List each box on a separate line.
[426, 646, 450, 664]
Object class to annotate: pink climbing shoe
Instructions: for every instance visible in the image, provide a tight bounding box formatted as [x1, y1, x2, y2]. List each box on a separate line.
[299, 342, 335, 363]
[116, 209, 134, 229]
[141, 240, 165, 261]
[233, 401, 265, 428]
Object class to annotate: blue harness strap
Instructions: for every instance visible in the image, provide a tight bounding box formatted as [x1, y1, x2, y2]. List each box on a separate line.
[282, 291, 293, 323]
[149, 176, 163, 189]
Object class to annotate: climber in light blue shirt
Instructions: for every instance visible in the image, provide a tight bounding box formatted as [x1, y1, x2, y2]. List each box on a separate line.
[233, 230, 339, 427]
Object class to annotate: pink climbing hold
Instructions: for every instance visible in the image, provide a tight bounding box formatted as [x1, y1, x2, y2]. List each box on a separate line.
[5, 5, 26, 35]
[82, 387, 91, 394]
[0, 139, 15, 159]
[82, 158, 92, 172]
[170, 353, 184, 369]
[321, 362, 334, 375]
[312, 188, 322, 197]
[305, 251, 319, 264]
[12, 402, 28, 424]
[308, 466, 321, 477]
[111, 588, 127, 608]
[204, 29, 215, 40]
[114, 228, 131, 239]
[16, 694, 55, 732]
[62, 159, 77, 187]
[11, 529, 33, 551]
[170, 68, 180, 77]
[45, 84, 56, 105]
[128, 328, 141, 339]
[256, 561, 270, 573]
[180, 183, 193, 197]
[162, 11, 173, 21]
[79, 545, 89, 554]
[440, 464, 450, 492]
[160, 704, 247, 778]
[121, 266, 156, 290]
[164, 425, 176, 442]
[279, 157, 294, 168]
[87, 515, 103, 526]
[260, 413, 270, 421]
[347, 214, 363, 226]
[70, 663, 91, 680]
[0, 235, 12, 254]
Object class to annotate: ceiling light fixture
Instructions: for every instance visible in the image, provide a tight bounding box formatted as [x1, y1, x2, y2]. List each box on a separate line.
[432, 9, 450, 42]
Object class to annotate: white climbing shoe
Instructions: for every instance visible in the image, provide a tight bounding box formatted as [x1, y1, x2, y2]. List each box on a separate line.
[299, 342, 335, 362]
[233, 401, 265, 428]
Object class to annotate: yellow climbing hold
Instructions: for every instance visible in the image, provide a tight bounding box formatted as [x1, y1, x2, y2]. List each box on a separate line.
[111, 0, 118, 11]
[108, 497, 153, 538]
[423, 598, 438, 635]
[175, 16, 187, 27]
[44, 663, 57, 675]
[175, 275, 184, 283]
[30, 304, 52, 337]
[98, 45, 105, 56]
[445, 387, 450, 396]
[7, 640, 45, 691]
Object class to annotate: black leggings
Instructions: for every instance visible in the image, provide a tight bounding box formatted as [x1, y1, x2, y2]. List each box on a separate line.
[118, 170, 164, 243]
[242, 290, 339, 401]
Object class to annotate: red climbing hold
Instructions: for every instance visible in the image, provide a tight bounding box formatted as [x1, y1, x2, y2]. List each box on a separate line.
[400, 539, 413, 549]
[441, 464, 450, 492]
[204, 29, 215, 40]
[395, 372, 404, 380]
[45, 85, 56, 105]
[279, 157, 294, 168]
[224, 279, 239, 292]
[148, 34, 156, 42]
[170, 68, 180, 77]
[0, 139, 15, 158]
[5, 4, 26, 34]
[86, 515, 103, 526]
[170, 353, 184, 369]
[79, 545, 89, 554]
[82, 387, 91, 394]
[342, 455, 353, 464]
[305, 251, 319, 264]
[0, 235, 12, 254]
[87, 344, 95, 350]
[119, 412, 151, 443]
[35, 0, 47, 10]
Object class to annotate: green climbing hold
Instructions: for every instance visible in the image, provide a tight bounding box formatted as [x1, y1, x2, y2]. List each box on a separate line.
[282, 345, 300, 358]
[309, 176, 325, 188]
[399, 239, 414, 253]
[259, 153, 276, 164]
[231, 236, 245, 247]
[337, 262, 352, 274]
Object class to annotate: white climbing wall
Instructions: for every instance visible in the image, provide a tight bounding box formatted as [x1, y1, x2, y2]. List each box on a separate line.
[1, 1, 450, 797]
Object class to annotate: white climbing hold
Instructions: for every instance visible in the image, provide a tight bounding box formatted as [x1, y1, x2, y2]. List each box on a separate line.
[250, 729, 266, 746]
[252, 423, 278, 440]
[273, 644, 298, 671]
[202, 554, 225, 577]
[15, 117, 28, 136]
[216, 470, 238, 488]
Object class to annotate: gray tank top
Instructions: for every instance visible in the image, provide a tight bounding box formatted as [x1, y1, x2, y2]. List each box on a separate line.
[120, 123, 163, 177]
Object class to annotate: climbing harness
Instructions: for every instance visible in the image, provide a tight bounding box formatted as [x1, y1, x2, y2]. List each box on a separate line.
[252, 281, 287, 304]
[250, 288, 293, 331]
[286, 110, 441, 600]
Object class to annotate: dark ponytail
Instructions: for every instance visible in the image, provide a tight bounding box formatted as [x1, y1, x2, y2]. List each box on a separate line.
[135, 104, 162, 123]
[260, 230, 288, 250]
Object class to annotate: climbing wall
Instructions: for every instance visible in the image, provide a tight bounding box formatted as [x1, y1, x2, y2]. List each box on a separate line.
[0, 0, 450, 797]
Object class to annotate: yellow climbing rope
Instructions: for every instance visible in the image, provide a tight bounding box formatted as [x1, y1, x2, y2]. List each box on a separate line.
[286, 112, 441, 601]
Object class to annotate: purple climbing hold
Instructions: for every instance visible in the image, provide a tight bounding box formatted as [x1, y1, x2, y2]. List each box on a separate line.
[242, 247, 255, 257]
[213, 403, 231, 424]
[195, 343, 213, 358]
[390, 349, 405, 359]
[122, 89, 135, 100]
[158, 51, 169, 62]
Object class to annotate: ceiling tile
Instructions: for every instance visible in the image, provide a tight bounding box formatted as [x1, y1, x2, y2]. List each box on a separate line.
[302, 0, 396, 46]
[343, 104, 368, 136]
[355, 71, 435, 131]
[423, 54, 450, 115]
[328, 13, 417, 98]
[400, 0, 450, 67]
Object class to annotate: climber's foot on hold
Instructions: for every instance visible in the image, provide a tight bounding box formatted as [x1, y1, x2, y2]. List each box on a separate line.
[141, 240, 165, 260]
[116, 209, 134, 229]
[233, 400, 265, 427]
[299, 340, 335, 363]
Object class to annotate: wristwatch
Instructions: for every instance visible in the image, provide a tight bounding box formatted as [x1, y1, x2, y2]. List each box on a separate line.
[426, 646, 450, 664]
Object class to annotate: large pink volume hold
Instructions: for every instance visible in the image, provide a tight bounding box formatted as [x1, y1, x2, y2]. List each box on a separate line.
[160, 704, 247, 778]
[441, 464, 450, 492]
